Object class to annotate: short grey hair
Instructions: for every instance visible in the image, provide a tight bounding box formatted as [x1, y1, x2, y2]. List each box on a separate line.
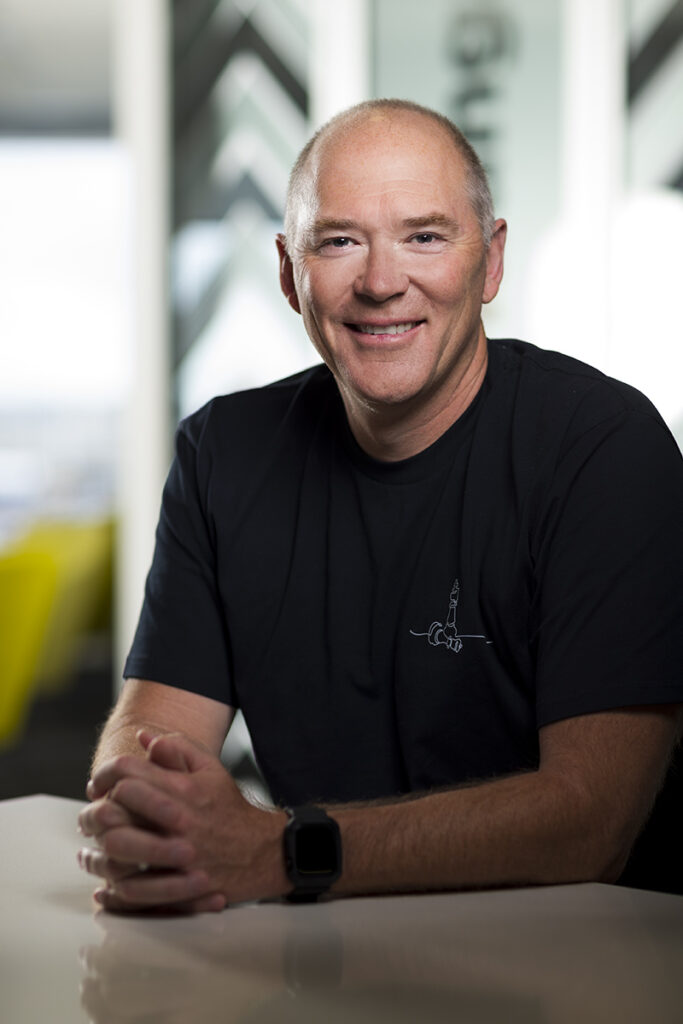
[284, 98, 496, 251]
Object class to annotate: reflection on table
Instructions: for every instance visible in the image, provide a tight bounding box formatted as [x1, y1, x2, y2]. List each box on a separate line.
[2, 795, 683, 1024]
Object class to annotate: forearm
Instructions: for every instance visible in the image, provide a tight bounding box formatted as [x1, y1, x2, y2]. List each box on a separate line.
[327, 707, 680, 897]
[90, 680, 234, 775]
[329, 768, 622, 897]
[90, 707, 166, 773]
[82, 706, 678, 910]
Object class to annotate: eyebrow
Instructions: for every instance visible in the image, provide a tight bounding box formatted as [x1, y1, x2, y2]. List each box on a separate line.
[401, 213, 460, 230]
[310, 218, 359, 235]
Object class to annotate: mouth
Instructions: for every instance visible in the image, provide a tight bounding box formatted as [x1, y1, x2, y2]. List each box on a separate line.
[346, 320, 424, 337]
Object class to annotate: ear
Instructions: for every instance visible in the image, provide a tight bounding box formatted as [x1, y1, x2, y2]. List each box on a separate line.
[276, 234, 301, 314]
[482, 218, 507, 305]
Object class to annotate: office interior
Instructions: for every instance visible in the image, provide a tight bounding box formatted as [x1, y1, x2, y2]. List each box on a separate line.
[1, 0, 682, 804]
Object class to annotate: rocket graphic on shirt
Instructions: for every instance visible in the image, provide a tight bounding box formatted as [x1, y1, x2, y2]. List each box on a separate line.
[410, 579, 491, 654]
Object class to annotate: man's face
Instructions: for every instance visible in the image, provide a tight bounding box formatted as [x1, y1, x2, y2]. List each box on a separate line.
[278, 112, 505, 425]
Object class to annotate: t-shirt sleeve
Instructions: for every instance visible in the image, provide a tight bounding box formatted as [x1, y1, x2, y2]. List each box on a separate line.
[123, 409, 237, 707]
[532, 409, 683, 725]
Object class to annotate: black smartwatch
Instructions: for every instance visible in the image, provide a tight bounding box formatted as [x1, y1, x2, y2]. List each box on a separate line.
[283, 805, 342, 902]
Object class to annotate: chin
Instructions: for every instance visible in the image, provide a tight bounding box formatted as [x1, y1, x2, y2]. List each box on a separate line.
[344, 378, 427, 412]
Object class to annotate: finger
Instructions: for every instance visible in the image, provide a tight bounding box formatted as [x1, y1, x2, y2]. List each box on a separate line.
[79, 796, 136, 838]
[88, 754, 173, 801]
[136, 728, 157, 752]
[146, 733, 194, 773]
[77, 848, 143, 883]
[93, 885, 226, 916]
[188, 892, 226, 913]
[96, 826, 195, 870]
[94, 868, 213, 909]
[146, 732, 216, 775]
[137, 727, 207, 768]
[104, 777, 186, 833]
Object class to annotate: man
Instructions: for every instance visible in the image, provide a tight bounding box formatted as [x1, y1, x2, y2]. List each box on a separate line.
[78, 100, 683, 913]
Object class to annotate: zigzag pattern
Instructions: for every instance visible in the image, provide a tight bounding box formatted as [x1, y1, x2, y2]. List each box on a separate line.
[628, 0, 683, 193]
[172, 0, 309, 368]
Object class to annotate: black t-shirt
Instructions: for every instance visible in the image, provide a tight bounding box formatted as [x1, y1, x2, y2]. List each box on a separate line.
[125, 339, 683, 891]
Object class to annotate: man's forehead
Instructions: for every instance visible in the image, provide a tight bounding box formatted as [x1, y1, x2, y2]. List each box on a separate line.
[312, 109, 459, 172]
[310, 119, 464, 200]
[321, 135, 463, 203]
[287, 109, 471, 247]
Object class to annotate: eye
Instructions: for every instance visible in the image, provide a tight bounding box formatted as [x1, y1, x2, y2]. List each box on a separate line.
[412, 232, 440, 244]
[323, 236, 354, 249]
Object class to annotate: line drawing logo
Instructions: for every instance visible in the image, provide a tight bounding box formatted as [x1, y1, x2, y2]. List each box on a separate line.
[410, 579, 491, 654]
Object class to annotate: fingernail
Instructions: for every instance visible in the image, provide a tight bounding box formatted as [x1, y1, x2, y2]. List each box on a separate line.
[93, 889, 105, 904]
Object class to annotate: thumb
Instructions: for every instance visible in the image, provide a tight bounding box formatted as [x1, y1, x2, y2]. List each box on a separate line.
[136, 728, 158, 752]
[144, 731, 211, 773]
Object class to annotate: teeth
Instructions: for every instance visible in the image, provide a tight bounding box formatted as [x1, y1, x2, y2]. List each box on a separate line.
[356, 321, 420, 335]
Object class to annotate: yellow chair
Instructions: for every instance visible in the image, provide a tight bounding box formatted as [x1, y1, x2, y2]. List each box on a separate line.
[0, 518, 114, 747]
[24, 519, 114, 693]
[0, 550, 57, 746]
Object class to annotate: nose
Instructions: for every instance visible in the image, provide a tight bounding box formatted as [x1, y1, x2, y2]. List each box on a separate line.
[354, 242, 408, 302]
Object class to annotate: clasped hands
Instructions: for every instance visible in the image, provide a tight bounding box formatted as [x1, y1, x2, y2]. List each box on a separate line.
[77, 730, 289, 914]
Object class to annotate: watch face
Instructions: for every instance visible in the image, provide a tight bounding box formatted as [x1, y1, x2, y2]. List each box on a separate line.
[295, 823, 337, 875]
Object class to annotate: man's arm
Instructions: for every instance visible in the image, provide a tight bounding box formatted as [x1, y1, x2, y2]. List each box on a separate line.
[91, 679, 234, 770]
[330, 705, 682, 894]
[79, 703, 680, 911]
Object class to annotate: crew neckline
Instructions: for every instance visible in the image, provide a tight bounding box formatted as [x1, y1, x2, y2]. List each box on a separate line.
[338, 355, 494, 485]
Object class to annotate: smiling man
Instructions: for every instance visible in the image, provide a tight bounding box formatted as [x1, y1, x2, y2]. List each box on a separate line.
[276, 105, 504, 460]
[78, 100, 683, 912]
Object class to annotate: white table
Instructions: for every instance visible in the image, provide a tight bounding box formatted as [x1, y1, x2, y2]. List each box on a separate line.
[1, 794, 682, 1023]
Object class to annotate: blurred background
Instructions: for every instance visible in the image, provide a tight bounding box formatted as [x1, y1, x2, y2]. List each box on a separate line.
[1, 0, 682, 801]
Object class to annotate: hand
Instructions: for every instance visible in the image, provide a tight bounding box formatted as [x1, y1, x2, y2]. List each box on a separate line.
[78, 731, 289, 913]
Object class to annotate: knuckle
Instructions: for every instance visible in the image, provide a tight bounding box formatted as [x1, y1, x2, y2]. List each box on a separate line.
[100, 829, 126, 859]
[169, 773, 192, 798]
[102, 799, 128, 828]
[102, 755, 138, 788]
[92, 799, 112, 823]
[111, 753, 134, 774]
[109, 777, 148, 811]
[109, 777, 132, 803]
[83, 808, 107, 837]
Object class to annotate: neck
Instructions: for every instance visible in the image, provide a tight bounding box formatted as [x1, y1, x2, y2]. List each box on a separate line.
[342, 334, 488, 462]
